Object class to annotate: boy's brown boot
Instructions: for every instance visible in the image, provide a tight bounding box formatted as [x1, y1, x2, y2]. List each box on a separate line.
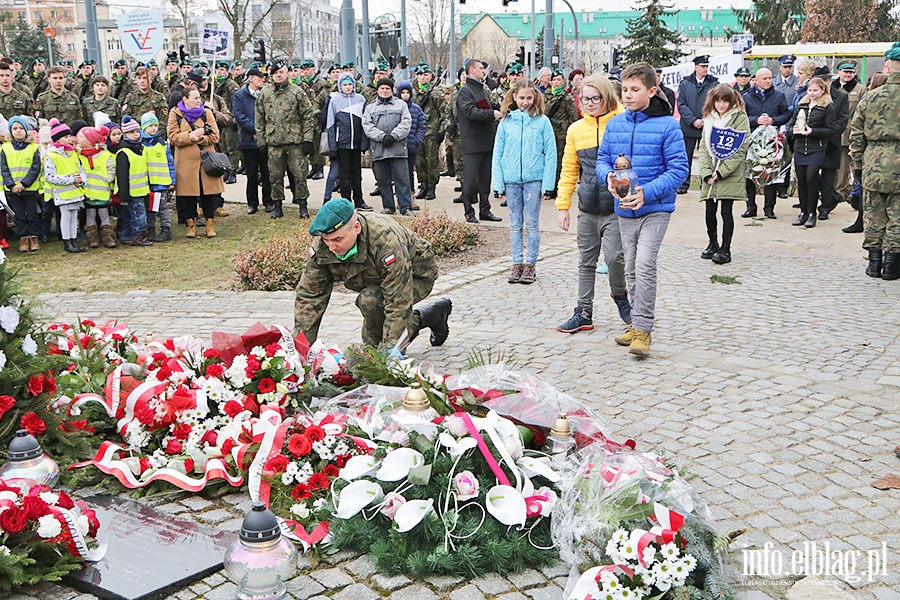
[85, 225, 100, 248]
[18, 237, 29, 252]
[100, 225, 117, 248]
[614, 325, 635, 346]
[628, 329, 652, 357]
[29, 236, 40, 251]
[205, 218, 216, 238]
[519, 263, 536, 284]
[185, 218, 197, 238]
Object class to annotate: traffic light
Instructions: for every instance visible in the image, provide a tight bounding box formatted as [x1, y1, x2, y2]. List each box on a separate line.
[515, 45, 525, 66]
[502, 0, 517, 5]
[612, 47, 622, 67]
[254, 40, 266, 63]
[179, 44, 188, 63]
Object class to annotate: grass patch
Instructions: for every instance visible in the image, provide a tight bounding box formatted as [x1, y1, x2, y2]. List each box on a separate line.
[710, 274, 741, 285]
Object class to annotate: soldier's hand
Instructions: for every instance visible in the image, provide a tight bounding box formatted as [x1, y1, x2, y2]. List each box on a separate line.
[301, 141, 314, 156]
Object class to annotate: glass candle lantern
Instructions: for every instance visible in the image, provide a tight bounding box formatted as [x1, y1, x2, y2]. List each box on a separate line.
[223, 502, 297, 600]
[0, 429, 60, 492]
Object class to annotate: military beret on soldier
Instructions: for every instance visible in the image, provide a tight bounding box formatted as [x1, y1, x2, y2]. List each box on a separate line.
[249, 61, 263, 69]
[194, 60, 210, 69]
[180, 57, 192, 67]
[136, 62, 146, 68]
[329, 63, 341, 73]
[147, 59, 158, 67]
[65, 60, 74, 66]
[55, 60, 66, 66]
[375, 60, 390, 72]
[216, 61, 230, 70]
[884, 41, 900, 60]
[309, 198, 355, 235]
[342, 61, 355, 69]
[90, 74, 109, 86]
[166, 53, 179, 65]
[300, 59, 315, 69]
[289, 61, 301, 70]
[415, 62, 431, 74]
[507, 63, 524, 75]
[271, 58, 288, 73]
[552, 68, 564, 78]
[80, 59, 96, 68]
[33, 58, 45, 65]
[114, 58, 128, 67]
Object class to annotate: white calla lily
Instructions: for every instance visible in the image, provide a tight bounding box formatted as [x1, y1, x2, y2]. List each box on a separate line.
[393, 498, 434, 532]
[334, 480, 384, 519]
[438, 432, 478, 457]
[375, 448, 424, 482]
[518, 456, 561, 483]
[485, 484, 527, 526]
[339, 455, 379, 481]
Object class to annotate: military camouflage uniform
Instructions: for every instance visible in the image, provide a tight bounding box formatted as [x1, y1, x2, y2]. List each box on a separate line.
[294, 212, 438, 345]
[110, 74, 132, 101]
[82, 95, 121, 124]
[28, 73, 49, 100]
[0, 87, 34, 121]
[67, 73, 94, 99]
[121, 87, 168, 140]
[413, 82, 445, 190]
[301, 75, 330, 172]
[151, 74, 170, 98]
[849, 71, 900, 252]
[212, 77, 241, 170]
[15, 70, 31, 94]
[36, 88, 82, 124]
[543, 88, 580, 192]
[255, 79, 314, 208]
[444, 86, 464, 183]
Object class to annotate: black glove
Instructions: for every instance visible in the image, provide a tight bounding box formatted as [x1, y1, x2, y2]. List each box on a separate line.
[853, 169, 862, 184]
[447, 122, 458, 136]
[381, 135, 395, 147]
[301, 141, 314, 156]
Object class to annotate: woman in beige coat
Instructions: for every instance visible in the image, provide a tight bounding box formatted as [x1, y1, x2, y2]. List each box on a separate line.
[168, 88, 225, 238]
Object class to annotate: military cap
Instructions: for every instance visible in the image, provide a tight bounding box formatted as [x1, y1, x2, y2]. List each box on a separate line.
[342, 61, 355, 69]
[270, 58, 288, 72]
[194, 60, 210, 68]
[147, 59, 158, 67]
[12, 58, 22, 64]
[166, 53, 179, 65]
[300, 59, 316, 69]
[507, 62, 524, 75]
[884, 42, 900, 60]
[552, 68, 564, 77]
[692, 55, 710, 66]
[114, 58, 128, 67]
[309, 198, 355, 235]
[249, 61, 263, 69]
[288, 61, 301, 70]
[136, 61, 146, 68]
[778, 54, 796, 66]
[837, 60, 857, 72]
[415, 62, 432, 74]
[232, 60, 243, 68]
[180, 57, 193, 66]
[79, 59, 96, 68]
[90, 74, 109, 86]
[329, 62, 341, 72]
[375, 60, 390, 72]
[735, 67, 751, 77]
[55, 60, 66, 66]
[33, 57, 45, 65]
[216, 61, 230, 70]
[65, 59, 74, 66]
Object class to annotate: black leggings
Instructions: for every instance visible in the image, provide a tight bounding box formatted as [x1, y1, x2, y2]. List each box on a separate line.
[705, 199, 734, 251]
[795, 163, 822, 215]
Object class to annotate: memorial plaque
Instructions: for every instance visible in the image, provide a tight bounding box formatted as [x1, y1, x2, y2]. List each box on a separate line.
[65, 495, 237, 600]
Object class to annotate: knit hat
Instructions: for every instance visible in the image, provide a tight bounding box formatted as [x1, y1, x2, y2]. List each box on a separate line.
[80, 126, 109, 145]
[120, 115, 141, 135]
[339, 73, 355, 87]
[69, 119, 88, 137]
[38, 125, 52, 144]
[376, 77, 393, 90]
[48, 118, 72, 142]
[141, 112, 159, 130]
[8, 115, 34, 134]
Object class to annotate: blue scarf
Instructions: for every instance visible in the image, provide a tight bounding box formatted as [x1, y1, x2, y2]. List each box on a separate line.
[177, 100, 205, 122]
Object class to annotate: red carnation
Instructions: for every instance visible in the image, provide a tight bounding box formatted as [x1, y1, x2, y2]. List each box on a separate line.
[139, 457, 151, 474]
[265, 454, 290, 473]
[80, 334, 93, 349]
[56, 491, 75, 510]
[204, 348, 221, 359]
[0, 481, 21, 494]
[0, 506, 27, 534]
[0, 395, 15, 418]
[200, 429, 219, 447]
[112, 333, 124, 342]
[134, 403, 156, 426]
[323, 464, 339, 477]
[223, 400, 244, 418]
[305, 425, 326, 443]
[20, 412, 46, 436]
[80, 319, 96, 327]
[221, 438, 236, 455]
[335, 453, 351, 468]
[308, 472, 329, 490]
[27, 374, 45, 396]
[264, 342, 280, 357]
[48, 344, 62, 355]
[247, 357, 262, 373]
[332, 366, 355, 387]
[184, 458, 195, 473]
[44, 373, 57, 395]
[156, 366, 173, 380]
[206, 364, 225, 378]
[172, 422, 192, 440]
[291, 483, 312, 500]
[258, 377, 276, 394]
[287, 434, 312, 458]
[23, 494, 50, 521]
[165, 439, 183, 455]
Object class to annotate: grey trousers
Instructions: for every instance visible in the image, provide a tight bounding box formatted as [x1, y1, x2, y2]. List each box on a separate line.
[617, 212, 670, 333]
[576, 211, 626, 312]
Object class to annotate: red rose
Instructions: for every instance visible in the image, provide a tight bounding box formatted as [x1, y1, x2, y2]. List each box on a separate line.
[83, 507, 100, 537]
[22, 494, 50, 520]
[335, 453, 351, 468]
[305, 425, 326, 443]
[264, 342, 280, 357]
[164, 439, 183, 455]
[0, 506, 27, 534]
[139, 457, 151, 474]
[323, 464, 339, 477]
[43, 373, 56, 395]
[291, 483, 311, 500]
[172, 422, 192, 440]
[223, 400, 243, 418]
[0, 395, 14, 418]
[205, 364, 225, 378]
[332, 366, 355, 387]
[264, 454, 290, 473]
[308, 472, 329, 490]
[287, 434, 312, 458]
[221, 438, 236, 455]
[20, 412, 46, 436]
[184, 458, 195, 473]
[48, 344, 62, 355]
[258, 377, 276, 394]
[200, 429, 219, 447]
[56, 491, 75, 510]
[27, 374, 45, 396]
[204, 348, 222, 359]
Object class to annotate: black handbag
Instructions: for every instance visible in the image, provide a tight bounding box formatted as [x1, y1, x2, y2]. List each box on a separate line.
[200, 149, 231, 177]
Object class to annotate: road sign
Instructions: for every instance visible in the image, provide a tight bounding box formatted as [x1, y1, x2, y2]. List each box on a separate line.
[116, 9, 165, 63]
[43, 27, 56, 38]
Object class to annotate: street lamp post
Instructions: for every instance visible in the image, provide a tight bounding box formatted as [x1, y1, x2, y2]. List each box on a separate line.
[544, 0, 554, 69]
[557, 0, 578, 69]
[361, 0, 371, 84]
[340, 0, 355, 66]
[400, 0, 408, 80]
[449, 0, 456, 80]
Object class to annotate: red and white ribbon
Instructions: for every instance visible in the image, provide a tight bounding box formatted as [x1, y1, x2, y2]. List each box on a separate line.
[568, 563, 636, 600]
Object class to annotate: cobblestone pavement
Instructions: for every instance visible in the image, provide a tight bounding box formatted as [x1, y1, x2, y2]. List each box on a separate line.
[13, 189, 900, 600]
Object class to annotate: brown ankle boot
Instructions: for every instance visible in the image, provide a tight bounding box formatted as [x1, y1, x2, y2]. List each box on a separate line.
[100, 224, 117, 248]
[186, 218, 197, 238]
[18, 237, 29, 252]
[29, 236, 40, 251]
[85, 225, 100, 248]
[205, 217, 216, 238]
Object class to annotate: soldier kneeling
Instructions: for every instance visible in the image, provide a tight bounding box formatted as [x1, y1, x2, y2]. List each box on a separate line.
[294, 198, 452, 350]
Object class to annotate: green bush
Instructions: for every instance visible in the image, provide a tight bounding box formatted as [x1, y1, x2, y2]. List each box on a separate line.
[406, 209, 479, 256]
[232, 233, 313, 291]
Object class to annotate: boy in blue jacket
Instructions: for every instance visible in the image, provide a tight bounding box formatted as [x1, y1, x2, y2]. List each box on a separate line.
[597, 62, 688, 356]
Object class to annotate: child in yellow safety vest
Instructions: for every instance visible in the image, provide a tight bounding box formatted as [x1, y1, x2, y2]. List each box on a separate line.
[115, 115, 153, 247]
[140, 112, 174, 242]
[77, 125, 116, 249]
[44, 119, 87, 254]
[0, 116, 42, 252]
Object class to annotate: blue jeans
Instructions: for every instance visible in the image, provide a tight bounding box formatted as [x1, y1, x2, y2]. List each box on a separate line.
[324, 158, 339, 201]
[506, 181, 542, 264]
[120, 196, 148, 242]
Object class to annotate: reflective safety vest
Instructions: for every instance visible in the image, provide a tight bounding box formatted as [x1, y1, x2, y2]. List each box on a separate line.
[143, 142, 172, 187]
[116, 147, 150, 197]
[0, 142, 41, 192]
[46, 151, 83, 204]
[78, 150, 114, 205]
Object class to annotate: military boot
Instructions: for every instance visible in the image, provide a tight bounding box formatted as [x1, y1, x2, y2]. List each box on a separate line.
[271, 201, 284, 219]
[425, 185, 436, 200]
[866, 248, 882, 278]
[299, 199, 310, 219]
[18, 237, 29, 253]
[415, 185, 427, 200]
[85, 225, 100, 248]
[412, 297, 452, 346]
[882, 252, 900, 280]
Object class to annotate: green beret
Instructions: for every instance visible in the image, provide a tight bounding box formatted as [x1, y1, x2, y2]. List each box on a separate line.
[194, 60, 209, 68]
[114, 58, 127, 67]
[232, 60, 243, 68]
[375, 60, 390, 72]
[300, 59, 315, 69]
[885, 41, 900, 61]
[33, 58, 45, 65]
[342, 61, 355, 69]
[147, 59, 158, 67]
[216, 61, 230, 69]
[249, 61, 262, 69]
[329, 63, 341, 72]
[507, 63, 524, 75]
[735, 67, 751, 76]
[288, 61, 301, 69]
[309, 199, 355, 235]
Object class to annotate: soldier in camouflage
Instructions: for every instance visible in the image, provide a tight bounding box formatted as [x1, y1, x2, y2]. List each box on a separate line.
[255, 58, 315, 218]
[214, 61, 241, 180]
[362, 62, 390, 103]
[12, 58, 30, 94]
[850, 44, 900, 280]
[67, 60, 96, 99]
[28, 58, 49, 99]
[543, 69, 580, 197]
[36, 66, 82, 124]
[442, 77, 465, 202]
[0, 63, 34, 119]
[164, 53, 185, 92]
[122, 67, 168, 140]
[298, 59, 328, 180]
[413, 63, 444, 200]
[294, 198, 452, 349]
[148, 60, 170, 97]
[82, 75, 121, 124]
[111, 59, 133, 101]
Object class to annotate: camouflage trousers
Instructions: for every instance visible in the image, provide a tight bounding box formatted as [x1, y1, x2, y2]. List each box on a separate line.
[416, 134, 442, 188]
[863, 191, 900, 252]
[445, 134, 464, 184]
[355, 280, 434, 347]
[268, 144, 309, 204]
[310, 128, 326, 169]
[836, 146, 854, 196]
[219, 124, 241, 170]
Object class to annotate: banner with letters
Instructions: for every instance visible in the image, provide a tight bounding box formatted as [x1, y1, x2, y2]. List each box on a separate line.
[116, 10, 165, 63]
[659, 53, 744, 89]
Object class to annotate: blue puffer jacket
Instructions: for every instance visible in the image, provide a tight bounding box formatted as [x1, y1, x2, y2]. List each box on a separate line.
[597, 95, 689, 218]
[491, 109, 557, 193]
[396, 81, 426, 155]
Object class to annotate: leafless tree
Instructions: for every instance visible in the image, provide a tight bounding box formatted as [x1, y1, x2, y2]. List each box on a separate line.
[220, 0, 281, 61]
[407, 0, 450, 74]
[168, 0, 195, 55]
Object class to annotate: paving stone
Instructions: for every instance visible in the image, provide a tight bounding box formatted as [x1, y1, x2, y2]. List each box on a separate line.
[388, 584, 440, 600]
[473, 573, 511, 595]
[370, 573, 412, 591]
[309, 567, 354, 590]
[330, 583, 378, 599]
[285, 575, 326, 599]
[195, 508, 233, 524]
[524, 585, 565, 600]
[203, 583, 239, 600]
[344, 555, 378, 579]
[506, 568, 546, 589]
[449, 584, 487, 600]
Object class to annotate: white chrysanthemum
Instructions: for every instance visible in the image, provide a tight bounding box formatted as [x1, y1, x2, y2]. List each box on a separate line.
[37, 514, 62, 538]
[149, 448, 169, 468]
[77, 514, 91, 536]
[0, 349, 6, 371]
[252, 347, 266, 359]
[21, 334, 38, 356]
[0, 305, 20, 334]
[660, 542, 679, 559]
[641, 545, 657, 567]
[281, 472, 295, 486]
[598, 570, 620, 590]
[0, 545, 9, 556]
[312, 440, 334, 460]
[295, 463, 314, 484]
[39, 491, 59, 506]
[289, 503, 310, 519]
[124, 420, 152, 449]
[285, 461, 300, 476]
[605, 538, 622, 562]
[226, 355, 250, 387]
[671, 557, 695, 584]
[312, 498, 327, 510]
[680, 553, 697, 570]
[650, 562, 674, 591]
[619, 539, 638, 561]
[612, 528, 629, 543]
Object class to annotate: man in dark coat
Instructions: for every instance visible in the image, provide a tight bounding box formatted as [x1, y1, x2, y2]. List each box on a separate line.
[813, 65, 850, 220]
[676, 55, 718, 194]
[742, 68, 791, 218]
[655, 67, 675, 115]
[456, 59, 502, 224]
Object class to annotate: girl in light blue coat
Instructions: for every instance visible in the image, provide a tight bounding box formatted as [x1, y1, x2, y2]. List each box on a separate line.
[492, 80, 557, 284]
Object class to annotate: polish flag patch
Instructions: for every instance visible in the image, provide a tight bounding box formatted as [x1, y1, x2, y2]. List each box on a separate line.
[384, 254, 396, 265]
[308, 246, 316, 258]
